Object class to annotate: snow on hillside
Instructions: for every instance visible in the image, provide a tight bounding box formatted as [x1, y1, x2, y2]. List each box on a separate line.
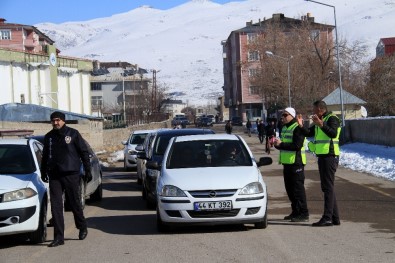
[35, 0, 395, 106]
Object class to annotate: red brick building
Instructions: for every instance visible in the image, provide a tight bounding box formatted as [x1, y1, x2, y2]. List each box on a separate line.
[221, 13, 334, 122]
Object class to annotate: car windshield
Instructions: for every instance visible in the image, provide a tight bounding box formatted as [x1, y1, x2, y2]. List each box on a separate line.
[0, 144, 35, 174]
[153, 135, 173, 155]
[166, 140, 252, 169]
[130, 133, 147, 145]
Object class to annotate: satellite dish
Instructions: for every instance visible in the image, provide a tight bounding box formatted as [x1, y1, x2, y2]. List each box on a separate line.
[361, 106, 367, 118]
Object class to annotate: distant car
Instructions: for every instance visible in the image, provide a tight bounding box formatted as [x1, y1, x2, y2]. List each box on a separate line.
[231, 116, 243, 126]
[137, 128, 215, 208]
[27, 135, 103, 209]
[122, 130, 154, 171]
[196, 117, 213, 127]
[0, 138, 49, 243]
[171, 117, 190, 126]
[151, 134, 272, 232]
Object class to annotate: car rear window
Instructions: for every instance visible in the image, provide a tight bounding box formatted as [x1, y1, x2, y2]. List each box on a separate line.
[0, 145, 35, 174]
[166, 140, 252, 169]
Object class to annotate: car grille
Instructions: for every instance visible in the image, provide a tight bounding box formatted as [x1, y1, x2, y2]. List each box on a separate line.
[187, 209, 240, 218]
[188, 189, 237, 198]
[165, 210, 182, 218]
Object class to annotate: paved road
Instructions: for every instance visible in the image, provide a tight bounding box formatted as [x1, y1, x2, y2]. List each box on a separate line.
[1, 125, 394, 262]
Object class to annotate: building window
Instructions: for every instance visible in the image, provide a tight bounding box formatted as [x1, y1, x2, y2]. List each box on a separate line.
[247, 33, 258, 43]
[310, 30, 320, 41]
[249, 86, 260, 95]
[248, 51, 259, 61]
[249, 68, 259, 77]
[0, 30, 11, 40]
[91, 83, 102, 91]
[91, 96, 103, 106]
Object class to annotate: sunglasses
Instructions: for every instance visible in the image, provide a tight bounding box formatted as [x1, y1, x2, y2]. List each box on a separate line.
[281, 113, 289, 117]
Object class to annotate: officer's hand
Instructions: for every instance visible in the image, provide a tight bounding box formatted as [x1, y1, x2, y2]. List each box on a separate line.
[41, 171, 48, 183]
[85, 171, 93, 183]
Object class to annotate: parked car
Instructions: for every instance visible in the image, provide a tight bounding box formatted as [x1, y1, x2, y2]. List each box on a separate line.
[171, 117, 190, 126]
[196, 117, 213, 127]
[0, 138, 49, 243]
[149, 134, 272, 232]
[137, 128, 215, 208]
[122, 130, 154, 171]
[27, 135, 103, 209]
[231, 116, 243, 126]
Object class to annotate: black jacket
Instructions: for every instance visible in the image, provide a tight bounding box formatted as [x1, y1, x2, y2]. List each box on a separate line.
[275, 119, 306, 166]
[300, 111, 340, 156]
[41, 125, 91, 176]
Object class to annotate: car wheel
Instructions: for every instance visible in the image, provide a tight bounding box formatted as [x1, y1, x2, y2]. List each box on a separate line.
[90, 178, 103, 202]
[254, 208, 268, 229]
[157, 208, 170, 232]
[124, 160, 131, 171]
[29, 202, 47, 244]
[146, 196, 156, 209]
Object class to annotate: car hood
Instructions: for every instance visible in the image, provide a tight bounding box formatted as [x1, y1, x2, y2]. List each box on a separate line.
[161, 167, 260, 190]
[0, 173, 34, 192]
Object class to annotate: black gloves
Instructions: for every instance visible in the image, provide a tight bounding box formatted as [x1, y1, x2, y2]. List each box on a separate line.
[84, 171, 93, 183]
[41, 170, 48, 183]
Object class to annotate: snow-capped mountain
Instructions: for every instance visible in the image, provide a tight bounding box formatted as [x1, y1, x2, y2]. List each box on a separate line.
[35, 0, 395, 106]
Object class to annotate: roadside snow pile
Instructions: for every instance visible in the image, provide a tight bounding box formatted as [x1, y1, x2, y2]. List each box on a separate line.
[340, 143, 395, 181]
[107, 150, 124, 163]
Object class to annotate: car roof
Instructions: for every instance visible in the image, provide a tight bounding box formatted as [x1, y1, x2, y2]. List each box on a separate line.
[131, 129, 156, 135]
[154, 128, 214, 136]
[0, 138, 31, 145]
[174, 134, 239, 142]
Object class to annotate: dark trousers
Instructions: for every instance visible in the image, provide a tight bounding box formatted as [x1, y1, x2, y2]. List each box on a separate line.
[49, 173, 86, 241]
[258, 133, 265, 143]
[318, 156, 340, 221]
[283, 165, 309, 216]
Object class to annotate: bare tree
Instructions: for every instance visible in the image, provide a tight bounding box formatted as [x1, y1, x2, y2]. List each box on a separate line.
[365, 54, 395, 116]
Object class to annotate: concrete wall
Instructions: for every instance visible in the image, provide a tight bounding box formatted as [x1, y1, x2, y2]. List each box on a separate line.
[344, 118, 395, 147]
[0, 119, 171, 152]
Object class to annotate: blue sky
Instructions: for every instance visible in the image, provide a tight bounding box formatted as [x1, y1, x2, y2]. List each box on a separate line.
[1, 0, 243, 25]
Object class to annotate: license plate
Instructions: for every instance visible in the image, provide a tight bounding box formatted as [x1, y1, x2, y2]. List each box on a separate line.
[194, 200, 232, 211]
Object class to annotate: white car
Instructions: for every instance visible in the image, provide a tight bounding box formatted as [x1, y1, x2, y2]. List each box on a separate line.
[151, 134, 272, 231]
[122, 130, 155, 172]
[0, 138, 50, 243]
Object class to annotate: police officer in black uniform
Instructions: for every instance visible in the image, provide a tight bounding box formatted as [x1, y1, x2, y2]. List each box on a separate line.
[41, 111, 92, 247]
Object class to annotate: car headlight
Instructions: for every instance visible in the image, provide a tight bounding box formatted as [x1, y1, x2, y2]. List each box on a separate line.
[239, 182, 264, 195]
[147, 169, 160, 178]
[2, 188, 37, 202]
[160, 185, 187, 197]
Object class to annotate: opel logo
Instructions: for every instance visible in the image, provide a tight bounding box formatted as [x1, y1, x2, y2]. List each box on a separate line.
[209, 190, 217, 198]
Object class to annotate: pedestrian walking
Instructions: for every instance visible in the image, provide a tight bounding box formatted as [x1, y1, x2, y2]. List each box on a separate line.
[225, 120, 232, 134]
[298, 100, 341, 227]
[246, 119, 252, 137]
[41, 111, 92, 247]
[265, 120, 276, 154]
[257, 120, 265, 144]
[274, 107, 309, 222]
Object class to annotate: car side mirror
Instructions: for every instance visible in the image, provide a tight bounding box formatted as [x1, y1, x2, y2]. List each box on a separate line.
[257, 157, 272, 167]
[146, 160, 161, 170]
[121, 140, 127, 145]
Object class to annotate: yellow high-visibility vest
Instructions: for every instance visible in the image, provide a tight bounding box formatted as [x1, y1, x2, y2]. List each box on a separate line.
[279, 122, 306, 165]
[314, 114, 341, 156]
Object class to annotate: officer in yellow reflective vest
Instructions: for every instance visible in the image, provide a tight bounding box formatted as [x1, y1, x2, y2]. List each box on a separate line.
[274, 107, 309, 222]
[298, 100, 341, 227]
